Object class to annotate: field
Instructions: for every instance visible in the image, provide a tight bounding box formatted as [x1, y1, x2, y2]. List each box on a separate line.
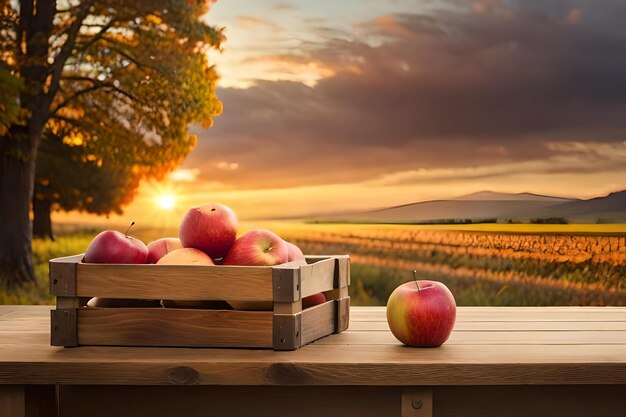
[1, 222, 625, 306]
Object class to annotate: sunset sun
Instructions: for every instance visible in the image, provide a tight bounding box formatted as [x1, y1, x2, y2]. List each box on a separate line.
[155, 194, 176, 210]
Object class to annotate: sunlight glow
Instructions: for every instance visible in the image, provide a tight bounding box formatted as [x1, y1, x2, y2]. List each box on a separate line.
[155, 194, 176, 210]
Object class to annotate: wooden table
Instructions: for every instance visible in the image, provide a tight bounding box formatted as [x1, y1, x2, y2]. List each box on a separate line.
[1, 305, 625, 417]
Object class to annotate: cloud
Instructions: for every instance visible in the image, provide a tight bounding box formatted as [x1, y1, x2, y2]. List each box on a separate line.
[169, 168, 200, 183]
[233, 16, 284, 31]
[272, 3, 297, 12]
[189, 0, 626, 190]
[367, 142, 626, 186]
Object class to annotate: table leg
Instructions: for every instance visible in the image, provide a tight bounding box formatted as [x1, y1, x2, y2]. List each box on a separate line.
[402, 387, 433, 417]
[0, 385, 56, 417]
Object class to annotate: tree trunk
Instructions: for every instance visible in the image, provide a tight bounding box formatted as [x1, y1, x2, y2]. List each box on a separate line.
[0, 0, 58, 289]
[0, 136, 37, 289]
[32, 190, 54, 241]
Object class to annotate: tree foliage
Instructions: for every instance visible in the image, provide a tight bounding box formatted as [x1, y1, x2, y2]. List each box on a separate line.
[0, 0, 224, 287]
[0, 68, 26, 135]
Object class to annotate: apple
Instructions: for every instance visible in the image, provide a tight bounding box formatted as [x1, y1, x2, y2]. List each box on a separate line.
[222, 229, 288, 266]
[146, 237, 183, 264]
[157, 248, 216, 308]
[302, 292, 326, 309]
[156, 248, 215, 265]
[83, 224, 148, 264]
[386, 280, 456, 347]
[285, 241, 305, 262]
[179, 203, 237, 259]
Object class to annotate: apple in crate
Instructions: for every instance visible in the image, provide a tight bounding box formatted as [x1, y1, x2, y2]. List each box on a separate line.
[285, 241, 305, 261]
[83, 223, 148, 264]
[222, 230, 288, 266]
[386, 280, 456, 347]
[157, 248, 225, 309]
[146, 237, 183, 264]
[179, 203, 237, 259]
[157, 248, 215, 265]
[224, 230, 288, 311]
[302, 292, 326, 309]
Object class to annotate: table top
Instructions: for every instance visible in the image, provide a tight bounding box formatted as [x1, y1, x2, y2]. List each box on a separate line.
[1, 305, 625, 386]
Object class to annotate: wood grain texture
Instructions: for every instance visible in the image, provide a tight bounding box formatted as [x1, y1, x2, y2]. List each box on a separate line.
[1, 306, 626, 386]
[59, 385, 400, 417]
[75, 263, 273, 301]
[301, 301, 336, 345]
[315, 329, 626, 345]
[336, 297, 350, 333]
[49, 255, 81, 296]
[349, 320, 626, 331]
[50, 309, 77, 347]
[0, 385, 24, 417]
[77, 308, 273, 348]
[300, 257, 336, 297]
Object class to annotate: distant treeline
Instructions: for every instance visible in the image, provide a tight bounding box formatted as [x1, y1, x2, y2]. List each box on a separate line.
[310, 216, 626, 225]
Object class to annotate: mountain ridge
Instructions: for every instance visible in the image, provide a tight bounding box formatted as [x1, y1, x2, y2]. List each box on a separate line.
[318, 189, 626, 223]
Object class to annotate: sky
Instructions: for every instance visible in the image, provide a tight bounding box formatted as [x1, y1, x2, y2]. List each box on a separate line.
[57, 0, 626, 225]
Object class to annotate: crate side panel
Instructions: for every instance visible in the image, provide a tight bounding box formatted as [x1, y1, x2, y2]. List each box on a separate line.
[76, 264, 273, 301]
[301, 300, 336, 345]
[78, 308, 273, 348]
[300, 258, 336, 297]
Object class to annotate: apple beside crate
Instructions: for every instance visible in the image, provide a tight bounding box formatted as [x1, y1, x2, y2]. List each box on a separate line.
[49, 254, 350, 350]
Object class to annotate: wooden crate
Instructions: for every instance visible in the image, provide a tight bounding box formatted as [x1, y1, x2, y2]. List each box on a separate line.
[50, 255, 350, 350]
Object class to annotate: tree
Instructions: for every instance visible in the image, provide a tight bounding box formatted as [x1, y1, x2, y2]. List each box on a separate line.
[0, 0, 224, 289]
[33, 132, 143, 240]
[0, 68, 26, 135]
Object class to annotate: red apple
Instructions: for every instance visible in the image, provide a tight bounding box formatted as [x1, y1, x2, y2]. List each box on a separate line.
[83, 228, 148, 264]
[285, 241, 305, 262]
[222, 229, 288, 266]
[146, 237, 183, 264]
[156, 248, 215, 265]
[386, 280, 456, 347]
[302, 292, 326, 309]
[179, 203, 238, 259]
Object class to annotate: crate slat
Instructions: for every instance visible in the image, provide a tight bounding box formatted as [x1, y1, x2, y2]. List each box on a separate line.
[78, 308, 274, 348]
[75, 263, 273, 301]
[301, 258, 336, 297]
[301, 301, 336, 345]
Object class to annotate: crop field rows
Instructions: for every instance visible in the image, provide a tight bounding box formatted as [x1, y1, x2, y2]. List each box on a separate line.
[3, 223, 625, 307]
[273, 224, 626, 306]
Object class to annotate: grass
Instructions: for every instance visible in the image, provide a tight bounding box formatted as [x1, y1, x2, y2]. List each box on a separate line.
[0, 231, 94, 305]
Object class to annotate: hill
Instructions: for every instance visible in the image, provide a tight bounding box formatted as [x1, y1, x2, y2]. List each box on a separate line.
[319, 190, 626, 223]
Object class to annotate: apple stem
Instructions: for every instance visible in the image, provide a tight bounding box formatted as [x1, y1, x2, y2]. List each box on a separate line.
[211, 203, 216, 212]
[125, 221, 135, 237]
[413, 270, 420, 292]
